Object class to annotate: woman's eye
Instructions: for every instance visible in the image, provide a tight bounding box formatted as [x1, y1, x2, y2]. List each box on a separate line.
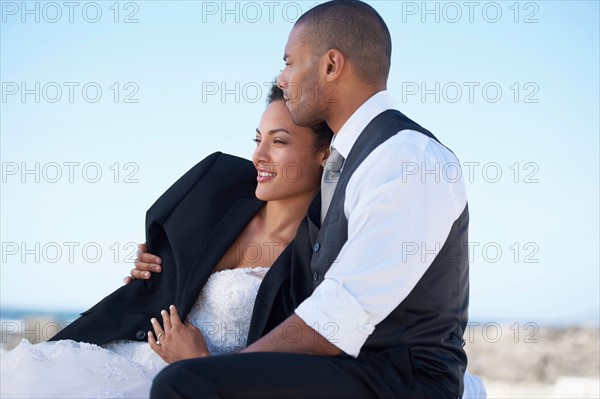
[253, 137, 285, 145]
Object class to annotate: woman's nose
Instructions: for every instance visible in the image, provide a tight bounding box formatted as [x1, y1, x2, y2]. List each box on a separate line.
[252, 141, 268, 165]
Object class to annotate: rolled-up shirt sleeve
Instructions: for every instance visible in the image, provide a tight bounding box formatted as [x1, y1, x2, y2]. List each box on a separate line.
[295, 130, 468, 357]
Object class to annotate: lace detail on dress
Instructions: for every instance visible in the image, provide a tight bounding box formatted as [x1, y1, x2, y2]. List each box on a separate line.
[188, 267, 269, 354]
[1, 339, 154, 398]
[102, 341, 168, 375]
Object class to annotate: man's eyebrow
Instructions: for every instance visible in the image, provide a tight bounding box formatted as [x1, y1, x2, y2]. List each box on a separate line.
[256, 128, 292, 135]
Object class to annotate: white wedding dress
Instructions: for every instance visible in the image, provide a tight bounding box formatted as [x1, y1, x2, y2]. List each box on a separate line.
[1, 267, 270, 399]
[1, 266, 486, 399]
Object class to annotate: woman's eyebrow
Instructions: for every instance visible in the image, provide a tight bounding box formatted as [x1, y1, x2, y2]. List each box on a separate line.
[255, 128, 292, 135]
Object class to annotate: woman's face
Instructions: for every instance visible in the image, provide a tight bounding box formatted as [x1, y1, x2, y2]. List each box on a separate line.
[252, 100, 327, 202]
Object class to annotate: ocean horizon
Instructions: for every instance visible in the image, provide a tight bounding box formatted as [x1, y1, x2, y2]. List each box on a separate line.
[1, 306, 598, 328]
[1, 307, 81, 323]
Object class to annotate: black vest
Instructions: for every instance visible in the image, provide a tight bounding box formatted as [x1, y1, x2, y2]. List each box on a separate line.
[306, 110, 469, 396]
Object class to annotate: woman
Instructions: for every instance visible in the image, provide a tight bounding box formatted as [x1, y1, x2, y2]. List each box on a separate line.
[0, 84, 332, 398]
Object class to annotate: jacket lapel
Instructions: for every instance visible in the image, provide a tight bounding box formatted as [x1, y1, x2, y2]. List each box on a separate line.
[179, 197, 265, 316]
[306, 190, 321, 245]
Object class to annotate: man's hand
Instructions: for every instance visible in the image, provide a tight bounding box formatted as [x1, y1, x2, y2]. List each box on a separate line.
[123, 243, 163, 284]
[148, 305, 210, 364]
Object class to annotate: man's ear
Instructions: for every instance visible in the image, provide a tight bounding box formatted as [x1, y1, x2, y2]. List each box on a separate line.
[323, 49, 345, 82]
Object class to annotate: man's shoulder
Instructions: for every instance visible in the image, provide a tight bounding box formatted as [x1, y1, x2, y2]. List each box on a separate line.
[348, 129, 466, 197]
[369, 129, 458, 165]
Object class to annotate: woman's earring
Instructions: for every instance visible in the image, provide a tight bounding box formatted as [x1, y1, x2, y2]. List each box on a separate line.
[321, 161, 326, 167]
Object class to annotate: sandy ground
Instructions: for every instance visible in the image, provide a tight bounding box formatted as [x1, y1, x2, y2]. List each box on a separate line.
[464, 324, 600, 398]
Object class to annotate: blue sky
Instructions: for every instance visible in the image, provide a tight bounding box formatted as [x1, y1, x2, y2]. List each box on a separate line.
[1, 1, 599, 326]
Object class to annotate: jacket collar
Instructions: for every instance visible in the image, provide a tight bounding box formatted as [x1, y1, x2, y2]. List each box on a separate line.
[180, 196, 265, 312]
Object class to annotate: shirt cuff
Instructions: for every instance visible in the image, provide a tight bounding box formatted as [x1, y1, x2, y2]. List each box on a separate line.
[295, 278, 375, 357]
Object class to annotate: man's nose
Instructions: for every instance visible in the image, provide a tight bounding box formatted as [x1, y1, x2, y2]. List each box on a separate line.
[277, 74, 287, 90]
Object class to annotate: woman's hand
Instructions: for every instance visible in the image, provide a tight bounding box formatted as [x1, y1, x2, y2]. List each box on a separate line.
[124, 243, 163, 284]
[148, 305, 210, 364]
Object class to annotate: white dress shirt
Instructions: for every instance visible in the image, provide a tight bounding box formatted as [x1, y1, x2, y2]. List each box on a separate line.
[295, 90, 468, 357]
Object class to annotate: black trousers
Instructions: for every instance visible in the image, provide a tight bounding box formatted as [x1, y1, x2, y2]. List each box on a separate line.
[150, 351, 455, 399]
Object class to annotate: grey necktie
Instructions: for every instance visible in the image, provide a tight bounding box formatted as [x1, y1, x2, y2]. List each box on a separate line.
[321, 148, 345, 223]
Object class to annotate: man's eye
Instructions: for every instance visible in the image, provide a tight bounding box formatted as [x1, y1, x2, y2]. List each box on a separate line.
[274, 139, 286, 144]
[253, 138, 261, 144]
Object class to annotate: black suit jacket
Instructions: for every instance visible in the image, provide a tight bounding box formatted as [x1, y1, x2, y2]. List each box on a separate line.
[51, 152, 312, 345]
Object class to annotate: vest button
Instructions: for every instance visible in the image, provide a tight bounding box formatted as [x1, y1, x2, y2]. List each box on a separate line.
[313, 271, 319, 281]
[135, 330, 146, 340]
[313, 242, 320, 252]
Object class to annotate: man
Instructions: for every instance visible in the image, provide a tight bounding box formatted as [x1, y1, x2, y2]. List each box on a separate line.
[148, 1, 469, 397]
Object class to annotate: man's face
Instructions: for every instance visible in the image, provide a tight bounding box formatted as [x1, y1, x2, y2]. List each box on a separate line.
[277, 24, 326, 127]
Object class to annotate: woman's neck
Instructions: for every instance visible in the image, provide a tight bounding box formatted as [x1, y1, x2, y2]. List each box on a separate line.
[259, 192, 316, 241]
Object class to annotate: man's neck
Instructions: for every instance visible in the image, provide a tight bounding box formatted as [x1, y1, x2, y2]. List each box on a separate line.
[327, 85, 386, 134]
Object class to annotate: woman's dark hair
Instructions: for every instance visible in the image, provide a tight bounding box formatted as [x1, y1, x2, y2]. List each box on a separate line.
[267, 83, 333, 152]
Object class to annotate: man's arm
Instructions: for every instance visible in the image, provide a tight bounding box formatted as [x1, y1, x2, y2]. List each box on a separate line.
[123, 243, 163, 284]
[242, 313, 341, 356]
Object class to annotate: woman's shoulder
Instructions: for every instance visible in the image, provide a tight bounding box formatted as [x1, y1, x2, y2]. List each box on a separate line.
[194, 152, 256, 184]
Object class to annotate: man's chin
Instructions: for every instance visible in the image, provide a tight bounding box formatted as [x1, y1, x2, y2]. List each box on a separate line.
[285, 101, 298, 118]
[290, 110, 316, 128]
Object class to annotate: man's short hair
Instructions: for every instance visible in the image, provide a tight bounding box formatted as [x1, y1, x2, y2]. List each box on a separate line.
[296, 0, 392, 86]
